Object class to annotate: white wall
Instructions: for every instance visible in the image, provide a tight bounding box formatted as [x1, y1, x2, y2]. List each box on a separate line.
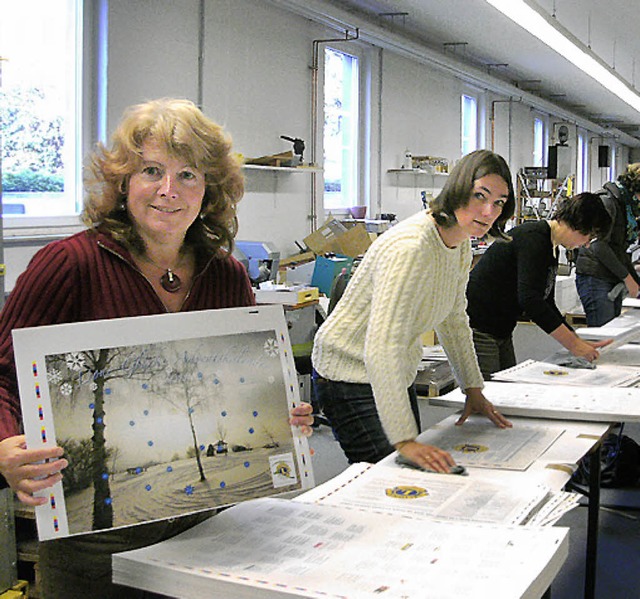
[5, 0, 636, 290]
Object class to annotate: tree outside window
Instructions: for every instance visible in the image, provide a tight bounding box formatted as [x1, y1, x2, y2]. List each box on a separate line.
[0, 0, 82, 218]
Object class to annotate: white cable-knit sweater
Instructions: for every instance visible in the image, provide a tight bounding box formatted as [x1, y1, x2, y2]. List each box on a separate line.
[312, 211, 484, 445]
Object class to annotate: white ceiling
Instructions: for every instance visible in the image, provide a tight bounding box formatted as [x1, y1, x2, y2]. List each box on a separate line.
[328, 0, 640, 143]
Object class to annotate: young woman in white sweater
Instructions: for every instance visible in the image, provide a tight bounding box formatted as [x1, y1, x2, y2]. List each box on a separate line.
[312, 149, 515, 471]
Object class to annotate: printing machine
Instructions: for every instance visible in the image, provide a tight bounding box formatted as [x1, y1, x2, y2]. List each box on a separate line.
[234, 240, 280, 286]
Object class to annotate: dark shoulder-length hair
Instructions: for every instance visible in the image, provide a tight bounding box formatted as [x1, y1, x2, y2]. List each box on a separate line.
[430, 149, 515, 240]
[82, 98, 244, 255]
[553, 192, 612, 239]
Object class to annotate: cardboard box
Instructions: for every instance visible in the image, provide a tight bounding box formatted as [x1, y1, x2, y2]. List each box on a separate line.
[278, 252, 316, 286]
[304, 217, 371, 258]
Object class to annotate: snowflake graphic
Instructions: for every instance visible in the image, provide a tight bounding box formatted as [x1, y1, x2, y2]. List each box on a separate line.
[47, 369, 62, 384]
[59, 382, 73, 396]
[263, 338, 278, 357]
[89, 382, 98, 392]
[65, 352, 86, 371]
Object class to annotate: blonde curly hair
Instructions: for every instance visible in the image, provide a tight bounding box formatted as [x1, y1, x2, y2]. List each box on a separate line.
[82, 98, 244, 255]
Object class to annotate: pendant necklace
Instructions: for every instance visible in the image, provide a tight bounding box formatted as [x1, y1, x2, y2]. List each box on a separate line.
[141, 253, 185, 293]
[160, 269, 182, 293]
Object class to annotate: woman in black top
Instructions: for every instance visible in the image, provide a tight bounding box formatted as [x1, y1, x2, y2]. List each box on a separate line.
[466, 192, 612, 379]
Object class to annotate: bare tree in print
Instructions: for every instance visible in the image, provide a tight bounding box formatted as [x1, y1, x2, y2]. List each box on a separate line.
[150, 346, 224, 482]
[46, 346, 165, 530]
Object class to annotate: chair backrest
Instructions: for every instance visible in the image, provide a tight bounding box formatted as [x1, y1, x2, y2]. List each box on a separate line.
[327, 268, 349, 314]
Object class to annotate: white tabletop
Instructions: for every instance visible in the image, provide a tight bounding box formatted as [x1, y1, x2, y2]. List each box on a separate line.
[380, 413, 610, 491]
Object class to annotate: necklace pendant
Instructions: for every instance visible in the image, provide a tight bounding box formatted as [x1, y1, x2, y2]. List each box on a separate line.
[160, 268, 182, 293]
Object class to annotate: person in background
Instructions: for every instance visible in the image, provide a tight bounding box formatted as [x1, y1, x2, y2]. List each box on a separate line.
[575, 163, 640, 326]
[0, 98, 313, 598]
[467, 192, 613, 379]
[312, 149, 513, 472]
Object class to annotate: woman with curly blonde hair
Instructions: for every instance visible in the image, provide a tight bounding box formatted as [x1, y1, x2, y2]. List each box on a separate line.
[0, 98, 313, 597]
[83, 97, 243, 257]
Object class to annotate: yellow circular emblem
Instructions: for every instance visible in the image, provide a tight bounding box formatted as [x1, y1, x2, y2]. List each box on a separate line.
[453, 443, 488, 453]
[385, 485, 428, 499]
[273, 462, 292, 478]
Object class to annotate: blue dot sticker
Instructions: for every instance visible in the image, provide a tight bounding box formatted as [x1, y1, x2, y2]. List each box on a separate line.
[253, 410, 259, 417]
[147, 440, 154, 447]
[166, 466, 173, 473]
[248, 427, 255, 434]
[145, 484, 152, 491]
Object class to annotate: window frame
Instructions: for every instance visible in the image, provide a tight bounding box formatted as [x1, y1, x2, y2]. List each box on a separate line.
[461, 93, 478, 156]
[576, 130, 588, 193]
[533, 117, 545, 167]
[321, 46, 360, 212]
[318, 41, 376, 218]
[1, 0, 95, 238]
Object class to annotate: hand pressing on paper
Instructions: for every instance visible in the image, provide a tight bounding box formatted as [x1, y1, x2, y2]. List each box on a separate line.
[455, 387, 512, 428]
[569, 336, 612, 362]
[394, 439, 456, 474]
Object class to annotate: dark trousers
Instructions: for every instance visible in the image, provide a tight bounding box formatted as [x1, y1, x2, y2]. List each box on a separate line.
[38, 511, 213, 598]
[312, 377, 420, 464]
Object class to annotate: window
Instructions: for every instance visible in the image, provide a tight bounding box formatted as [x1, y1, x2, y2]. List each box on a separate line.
[0, 0, 83, 221]
[533, 118, 544, 167]
[609, 144, 616, 181]
[461, 95, 478, 156]
[323, 47, 359, 210]
[576, 131, 588, 193]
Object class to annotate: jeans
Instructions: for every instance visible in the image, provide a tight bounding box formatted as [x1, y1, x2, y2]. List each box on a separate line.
[575, 273, 621, 327]
[472, 328, 516, 380]
[312, 377, 420, 464]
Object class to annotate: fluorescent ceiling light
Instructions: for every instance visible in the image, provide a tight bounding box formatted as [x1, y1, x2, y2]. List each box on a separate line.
[485, 0, 640, 114]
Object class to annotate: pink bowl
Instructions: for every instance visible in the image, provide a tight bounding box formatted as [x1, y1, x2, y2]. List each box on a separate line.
[349, 206, 367, 219]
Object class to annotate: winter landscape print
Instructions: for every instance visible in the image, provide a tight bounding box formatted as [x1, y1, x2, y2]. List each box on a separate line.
[14, 307, 313, 540]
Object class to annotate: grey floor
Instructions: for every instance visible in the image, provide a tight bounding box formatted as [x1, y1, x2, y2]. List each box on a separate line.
[307, 323, 640, 599]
